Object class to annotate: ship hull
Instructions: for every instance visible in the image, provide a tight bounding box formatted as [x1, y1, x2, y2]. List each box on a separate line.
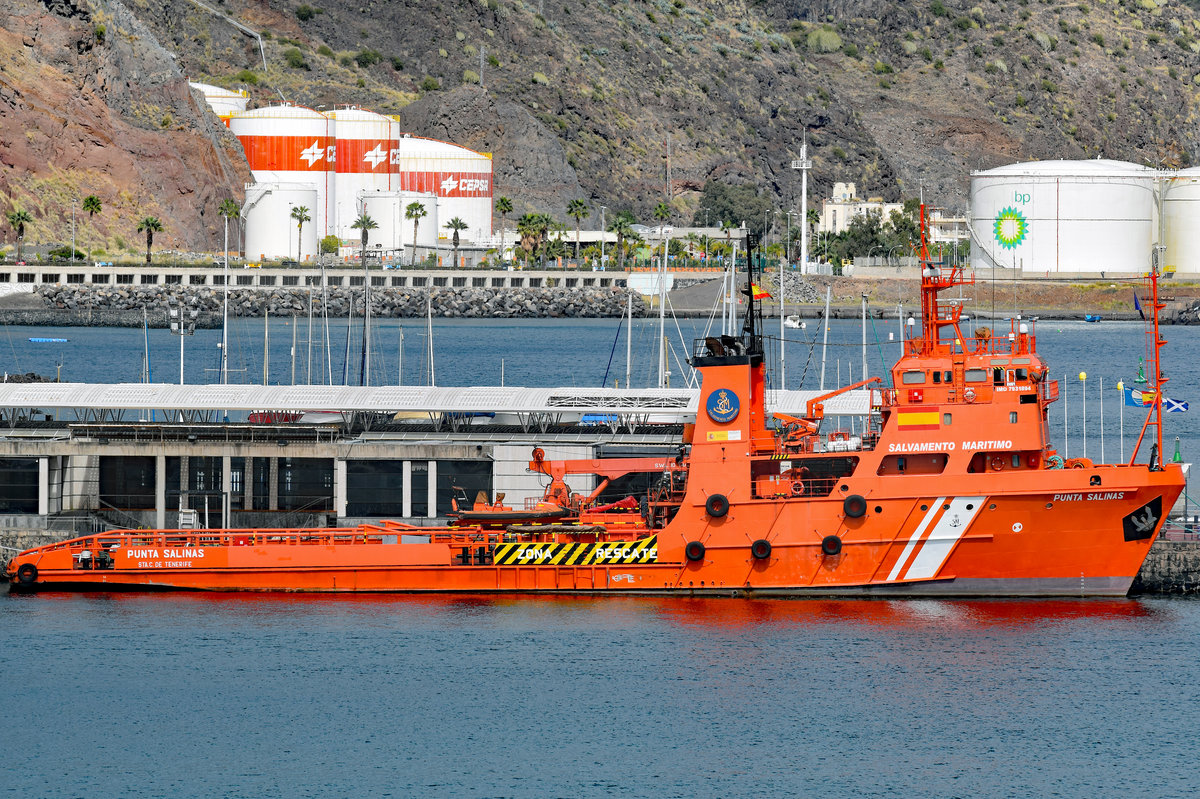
[7, 477, 1180, 597]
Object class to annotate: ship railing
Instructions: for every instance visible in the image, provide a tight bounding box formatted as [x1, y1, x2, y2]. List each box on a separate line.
[1041, 379, 1060, 404]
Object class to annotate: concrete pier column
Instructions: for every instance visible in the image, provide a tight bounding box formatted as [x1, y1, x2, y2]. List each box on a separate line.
[334, 459, 347, 519]
[243, 457, 254, 510]
[427, 460, 437, 519]
[179, 455, 190, 511]
[155, 454, 166, 528]
[37, 457, 49, 516]
[402, 461, 411, 518]
[221, 455, 232, 527]
[268, 457, 279, 511]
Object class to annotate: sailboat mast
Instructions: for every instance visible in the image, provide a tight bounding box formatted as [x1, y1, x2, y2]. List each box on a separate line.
[625, 287, 632, 389]
[263, 311, 269, 385]
[221, 256, 229, 384]
[427, 293, 435, 386]
[819, 285, 831, 390]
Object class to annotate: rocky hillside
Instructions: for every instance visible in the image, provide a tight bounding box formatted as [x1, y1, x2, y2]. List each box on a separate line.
[4, 0, 1200, 251]
[0, 0, 249, 256]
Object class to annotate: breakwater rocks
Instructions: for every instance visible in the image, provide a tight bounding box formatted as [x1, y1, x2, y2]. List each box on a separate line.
[26, 285, 650, 326]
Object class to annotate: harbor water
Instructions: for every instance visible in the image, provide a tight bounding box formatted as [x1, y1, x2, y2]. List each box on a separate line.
[2, 593, 1199, 797]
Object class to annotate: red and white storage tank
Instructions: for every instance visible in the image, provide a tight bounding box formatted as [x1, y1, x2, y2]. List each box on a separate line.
[189, 82, 249, 123]
[395, 134, 493, 247]
[229, 105, 335, 243]
[326, 107, 400, 242]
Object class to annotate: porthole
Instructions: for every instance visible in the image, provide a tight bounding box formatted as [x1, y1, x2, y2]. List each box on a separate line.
[874, 506, 883, 513]
[989, 503, 997, 510]
[966, 503, 974, 510]
[920, 504, 928, 511]
[1046, 502, 1053, 509]
[943, 504, 950, 510]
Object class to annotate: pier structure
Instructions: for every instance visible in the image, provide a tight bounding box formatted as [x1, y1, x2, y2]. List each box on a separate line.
[0, 383, 869, 534]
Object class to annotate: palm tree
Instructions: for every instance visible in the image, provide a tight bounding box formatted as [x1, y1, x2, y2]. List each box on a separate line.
[720, 219, 735, 267]
[516, 212, 542, 268]
[608, 212, 635, 271]
[7, 209, 32, 263]
[495, 196, 513, 264]
[405, 201, 427, 266]
[536, 214, 557, 268]
[136, 216, 163, 264]
[290, 206, 311, 262]
[351, 212, 379, 265]
[566, 199, 589, 261]
[82, 195, 101, 257]
[218, 198, 238, 261]
[445, 216, 468, 267]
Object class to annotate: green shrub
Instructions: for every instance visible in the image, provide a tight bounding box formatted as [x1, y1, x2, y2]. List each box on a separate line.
[234, 69, 259, 84]
[284, 48, 309, 70]
[317, 45, 333, 57]
[807, 28, 843, 53]
[872, 60, 893, 74]
[843, 42, 859, 57]
[94, 24, 105, 43]
[296, 4, 317, 21]
[487, 53, 500, 67]
[420, 76, 441, 91]
[532, 71, 549, 84]
[462, 69, 480, 84]
[320, 235, 340, 255]
[931, 0, 949, 17]
[355, 49, 382, 67]
[390, 56, 404, 70]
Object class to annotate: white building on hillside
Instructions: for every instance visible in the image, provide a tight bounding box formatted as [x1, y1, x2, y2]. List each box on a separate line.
[819, 182, 904, 234]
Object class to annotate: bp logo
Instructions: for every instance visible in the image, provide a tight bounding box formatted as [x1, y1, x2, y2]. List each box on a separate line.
[706, 389, 739, 424]
[994, 206, 1028, 250]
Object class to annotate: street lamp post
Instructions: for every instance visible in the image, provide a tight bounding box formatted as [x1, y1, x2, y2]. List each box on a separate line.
[169, 301, 199, 385]
[599, 205, 606, 270]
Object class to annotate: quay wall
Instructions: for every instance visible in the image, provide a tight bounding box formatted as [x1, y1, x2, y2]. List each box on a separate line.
[18, 284, 650, 325]
[1130, 540, 1200, 595]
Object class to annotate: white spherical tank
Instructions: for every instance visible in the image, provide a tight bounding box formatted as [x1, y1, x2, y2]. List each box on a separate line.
[1163, 167, 1200, 276]
[188, 82, 249, 122]
[229, 105, 334, 240]
[327, 108, 400, 243]
[243, 183, 319, 261]
[395, 135, 493, 252]
[970, 160, 1155, 275]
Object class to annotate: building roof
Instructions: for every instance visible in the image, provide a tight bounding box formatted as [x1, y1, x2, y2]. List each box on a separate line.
[0, 383, 870, 417]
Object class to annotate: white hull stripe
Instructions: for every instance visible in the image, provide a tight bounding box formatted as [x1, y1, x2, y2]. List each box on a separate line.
[887, 498, 946, 582]
[902, 496, 986, 580]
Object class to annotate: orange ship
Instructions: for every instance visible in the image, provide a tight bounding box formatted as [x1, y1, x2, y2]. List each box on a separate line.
[4, 207, 1185, 596]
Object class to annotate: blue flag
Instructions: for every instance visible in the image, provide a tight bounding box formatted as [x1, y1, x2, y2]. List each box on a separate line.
[1123, 387, 1153, 407]
[1164, 398, 1189, 413]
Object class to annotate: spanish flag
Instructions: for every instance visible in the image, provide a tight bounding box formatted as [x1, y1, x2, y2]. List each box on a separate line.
[896, 406, 941, 431]
[750, 284, 771, 299]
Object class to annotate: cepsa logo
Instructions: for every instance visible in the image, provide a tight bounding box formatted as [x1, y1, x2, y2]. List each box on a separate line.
[437, 175, 490, 196]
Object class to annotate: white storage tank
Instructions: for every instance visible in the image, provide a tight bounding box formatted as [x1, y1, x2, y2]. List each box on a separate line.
[1164, 167, 1200, 277]
[392, 191, 440, 252]
[970, 159, 1156, 275]
[188, 82, 249, 122]
[243, 183, 319, 261]
[359, 191, 405, 256]
[395, 135, 493, 253]
[327, 107, 400, 243]
[229, 105, 335, 241]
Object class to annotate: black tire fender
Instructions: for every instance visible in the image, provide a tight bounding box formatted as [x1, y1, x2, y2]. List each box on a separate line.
[750, 539, 772, 560]
[843, 494, 868, 518]
[685, 541, 706, 562]
[821, 535, 843, 556]
[705, 493, 729, 518]
[16, 563, 37, 585]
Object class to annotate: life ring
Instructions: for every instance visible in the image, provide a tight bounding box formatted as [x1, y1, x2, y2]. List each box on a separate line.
[843, 494, 867, 518]
[750, 539, 772, 560]
[989, 456, 1006, 472]
[15, 563, 37, 585]
[963, 387, 976, 403]
[790, 481, 805, 497]
[705, 493, 729, 518]
[821, 535, 842, 556]
[685, 540, 706, 562]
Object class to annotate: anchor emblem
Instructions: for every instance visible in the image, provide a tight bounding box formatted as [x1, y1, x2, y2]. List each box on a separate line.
[705, 387, 740, 423]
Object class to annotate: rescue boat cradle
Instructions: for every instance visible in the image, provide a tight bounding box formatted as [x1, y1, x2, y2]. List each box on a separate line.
[4, 212, 1185, 596]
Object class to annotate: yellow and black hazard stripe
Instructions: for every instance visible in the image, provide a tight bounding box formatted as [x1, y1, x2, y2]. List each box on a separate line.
[493, 535, 658, 566]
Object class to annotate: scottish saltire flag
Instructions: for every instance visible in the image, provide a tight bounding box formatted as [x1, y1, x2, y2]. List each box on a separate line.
[1124, 387, 1154, 407]
[1164, 398, 1189, 413]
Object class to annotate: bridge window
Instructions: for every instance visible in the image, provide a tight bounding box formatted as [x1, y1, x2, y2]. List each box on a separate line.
[901, 370, 925, 385]
[965, 368, 987, 382]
